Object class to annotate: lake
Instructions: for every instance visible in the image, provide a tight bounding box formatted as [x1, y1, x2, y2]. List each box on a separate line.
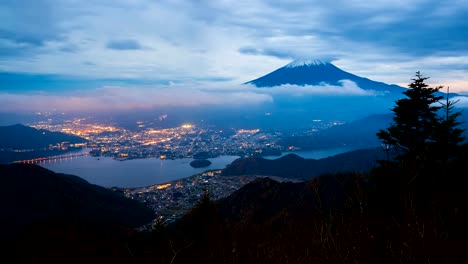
[40, 146, 363, 188]
[41, 155, 240, 188]
[263, 146, 362, 160]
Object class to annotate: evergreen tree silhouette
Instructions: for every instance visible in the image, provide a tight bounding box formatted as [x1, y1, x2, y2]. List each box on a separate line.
[377, 72, 465, 186]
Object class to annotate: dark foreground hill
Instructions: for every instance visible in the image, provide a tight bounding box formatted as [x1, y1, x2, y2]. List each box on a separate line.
[0, 164, 155, 235]
[0, 163, 155, 263]
[217, 174, 360, 225]
[222, 148, 386, 180]
[128, 173, 368, 263]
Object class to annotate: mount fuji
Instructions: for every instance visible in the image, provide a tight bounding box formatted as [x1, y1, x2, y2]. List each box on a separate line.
[232, 58, 410, 126]
[246, 59, 406, 95]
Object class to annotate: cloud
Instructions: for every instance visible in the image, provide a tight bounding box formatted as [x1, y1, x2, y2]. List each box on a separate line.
[59, 44, 80, 53]
[200, 80, 382, 98]
[451, 96, 468, 108]
[106, 39, 144, 50]
[251, 80, 382, 96]
[0, 83, 273, 112]
[0, 0, 63, 46]
[238, 46, 292, 59]
[0, 78, 382, 112]
[238, 47, 263, 56]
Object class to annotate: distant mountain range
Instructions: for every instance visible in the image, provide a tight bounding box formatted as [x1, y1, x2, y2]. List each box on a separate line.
[280, 114, 393, 150]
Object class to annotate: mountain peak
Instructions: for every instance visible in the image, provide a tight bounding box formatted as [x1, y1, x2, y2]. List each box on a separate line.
[246, 58, 406, 94]
[285, 58, 330, 68]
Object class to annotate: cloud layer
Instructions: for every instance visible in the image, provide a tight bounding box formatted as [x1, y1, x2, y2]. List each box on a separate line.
[0, 80, 382, 112]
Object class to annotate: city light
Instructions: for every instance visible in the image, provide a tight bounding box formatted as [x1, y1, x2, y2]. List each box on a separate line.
[181, 124, 193, 129]
[156, 183, 171, 190]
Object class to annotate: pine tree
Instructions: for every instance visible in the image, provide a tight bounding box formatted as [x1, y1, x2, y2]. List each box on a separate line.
[377, 72, 444, 166]
[433, 87, 465, 162]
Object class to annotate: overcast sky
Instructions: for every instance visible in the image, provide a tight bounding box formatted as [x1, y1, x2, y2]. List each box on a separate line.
[0, 0, 467, 112]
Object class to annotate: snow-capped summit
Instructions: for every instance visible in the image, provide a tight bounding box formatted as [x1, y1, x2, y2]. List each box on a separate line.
[285, 58, 330, 68]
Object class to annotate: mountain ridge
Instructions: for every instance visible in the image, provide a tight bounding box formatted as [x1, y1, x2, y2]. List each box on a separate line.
[221, 148, 386, 180]
[0, 124, 87, 150]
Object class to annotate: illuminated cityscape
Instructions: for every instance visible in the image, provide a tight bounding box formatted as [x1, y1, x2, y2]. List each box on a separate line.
[31, 118, 285, 160]
[24, 117, 346, 163]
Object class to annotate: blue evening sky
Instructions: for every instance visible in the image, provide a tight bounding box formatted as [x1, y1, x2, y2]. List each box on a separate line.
[0, 0, 467, 112]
